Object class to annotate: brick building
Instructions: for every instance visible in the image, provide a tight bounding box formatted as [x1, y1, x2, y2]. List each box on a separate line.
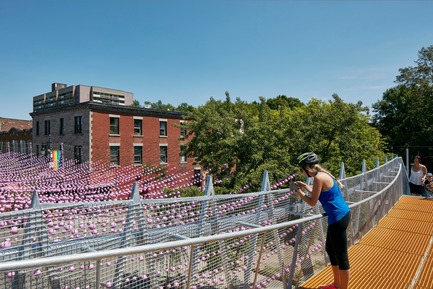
[0, 117, 32, 131]
[0, 118, 32, 153]
[30, 83, 199, 173]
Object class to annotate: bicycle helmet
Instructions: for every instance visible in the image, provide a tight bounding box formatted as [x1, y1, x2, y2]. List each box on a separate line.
[296, 152, 319, 167]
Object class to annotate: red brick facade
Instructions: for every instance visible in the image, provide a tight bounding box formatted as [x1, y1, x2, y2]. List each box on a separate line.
[0, 117, 32, 132]
[29, 82, 200, 182]
[31, 102, 197, 172]
[91, 111, 189, 168]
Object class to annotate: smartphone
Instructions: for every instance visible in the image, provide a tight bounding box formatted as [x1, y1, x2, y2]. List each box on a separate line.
[290, 181, 299, 191]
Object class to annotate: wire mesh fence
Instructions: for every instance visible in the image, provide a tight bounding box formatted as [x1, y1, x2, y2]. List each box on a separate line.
[0, 157, 407, 289]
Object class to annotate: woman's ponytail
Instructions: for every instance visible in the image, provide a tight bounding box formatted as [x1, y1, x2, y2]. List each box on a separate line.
[314, 164, 344, 188]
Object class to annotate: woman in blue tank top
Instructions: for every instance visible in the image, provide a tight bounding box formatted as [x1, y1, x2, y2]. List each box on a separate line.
[293, 152, 351, 289]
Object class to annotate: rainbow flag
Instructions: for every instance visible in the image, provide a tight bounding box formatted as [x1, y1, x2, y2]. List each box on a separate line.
[51, 150, 62, 171]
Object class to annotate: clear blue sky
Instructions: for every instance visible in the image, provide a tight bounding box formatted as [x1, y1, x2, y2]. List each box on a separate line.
[1, 0, 432, 120]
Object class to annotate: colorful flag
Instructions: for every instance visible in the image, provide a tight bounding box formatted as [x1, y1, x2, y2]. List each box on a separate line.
[51, 150, 62, 171]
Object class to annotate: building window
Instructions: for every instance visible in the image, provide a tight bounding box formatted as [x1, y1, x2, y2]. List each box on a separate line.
[12, 140, 18, 153]
[36, 144, 40, 156]
[160, 121, 167, 137]
[134, 119, 142, 136]
[20, 141, 26, 154]
[74, 116, 82, 134]
[110, 117, 120, 135]
[59, 118, 64, 135]
[36, 121, 40, 136]
[180, 145, 187, 163]
[110, 145, 120, 166]
[44, 120, 51, 135]
[41, 144, 47, 156]
[160, 145, 168, 164]
[74, 145, 82, 164]
[134, 146, 142, 165]
[194, 169, 202, 187]
[93, 92, 126, 105]
[180, 122, 187, 139]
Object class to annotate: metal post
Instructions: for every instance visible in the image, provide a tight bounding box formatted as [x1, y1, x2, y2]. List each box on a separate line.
[244, 171, 268, 288]
[253, 231, 267, 288]
[186, 244, 195, 289]
[376, 157, 380, 183]
[339, 162, 349, 199]
[354, 160, 366, 234]
[131, 182, 147, 245]
[191, 176, 213, 278]
[113, 184, 139, 286]
[96, 259, 101, 289]
[406, 148, 409, 177]
[286, 212, 305, 289]
[262, 173, 285, 275]
[13, 191, 46, 289]
[338, 162, 346, 180]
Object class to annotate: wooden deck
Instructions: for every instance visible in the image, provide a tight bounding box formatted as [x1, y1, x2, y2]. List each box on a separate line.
[300, 196, 433, 289]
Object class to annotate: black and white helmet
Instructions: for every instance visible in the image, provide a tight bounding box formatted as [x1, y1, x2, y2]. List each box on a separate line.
[296, 152, 319, 167]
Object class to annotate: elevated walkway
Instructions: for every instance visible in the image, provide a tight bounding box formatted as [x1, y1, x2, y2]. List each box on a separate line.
[300, 196, 433, 289]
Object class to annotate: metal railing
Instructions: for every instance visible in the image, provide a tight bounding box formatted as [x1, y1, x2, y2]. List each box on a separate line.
[0, 157, 408, 289]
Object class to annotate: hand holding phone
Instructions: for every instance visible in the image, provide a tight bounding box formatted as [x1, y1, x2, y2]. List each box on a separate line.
[290, 181, 299, 191]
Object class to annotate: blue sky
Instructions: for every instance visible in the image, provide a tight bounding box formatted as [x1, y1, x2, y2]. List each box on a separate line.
[1, 0, 432, 120]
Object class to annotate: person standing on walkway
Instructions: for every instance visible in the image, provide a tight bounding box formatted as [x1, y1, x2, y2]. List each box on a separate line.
[292, 152, 351, 289]
[409, 155, 427, 195]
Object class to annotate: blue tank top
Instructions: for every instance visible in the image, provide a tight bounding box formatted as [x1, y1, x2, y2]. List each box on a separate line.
[318, 179, 350, 224]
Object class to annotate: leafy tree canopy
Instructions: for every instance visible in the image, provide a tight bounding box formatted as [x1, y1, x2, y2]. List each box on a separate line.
[373, 45, 433, 164]
[184, 93, 385, 192]
[138, 100, 196, 113]
[131, 99, 141, 107]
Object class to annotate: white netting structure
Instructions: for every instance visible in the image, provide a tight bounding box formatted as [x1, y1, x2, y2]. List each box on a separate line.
[0, 157, 408, 289]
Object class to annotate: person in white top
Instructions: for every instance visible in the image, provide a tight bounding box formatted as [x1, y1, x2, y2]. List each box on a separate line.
[409, 155, 427, 195]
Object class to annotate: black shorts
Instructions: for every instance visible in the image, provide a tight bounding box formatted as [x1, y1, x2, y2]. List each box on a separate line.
[409, 182, 423, 195]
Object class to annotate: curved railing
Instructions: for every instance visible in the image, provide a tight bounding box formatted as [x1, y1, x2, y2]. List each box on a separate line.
[0, 157, 408, 289]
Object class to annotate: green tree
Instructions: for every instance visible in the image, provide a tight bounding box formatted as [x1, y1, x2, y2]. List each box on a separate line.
[292, 95, 385, 175]
[229, 96, 294, 190]
[264, 95, 304, 110]
[176, 102, 196, 113]
[396, 46, 433, 87]
[184, 93, 384, 192]
[152, 100, 176, 111]
[183, 95, 243, 190]
[131, 99, 141, 107]
[373, 45, 433, 164]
